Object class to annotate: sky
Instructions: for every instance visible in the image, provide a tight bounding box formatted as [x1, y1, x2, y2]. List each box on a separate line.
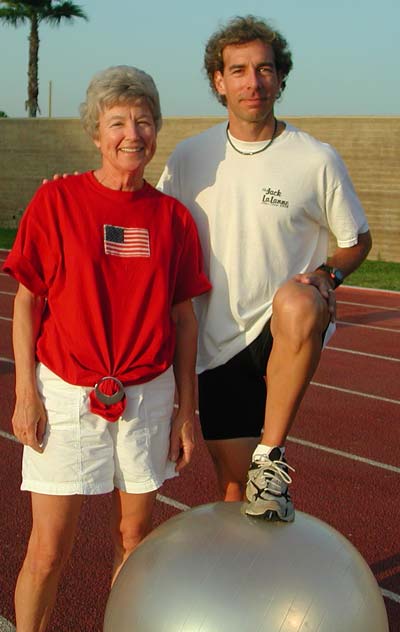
[0, 0, 399, 119]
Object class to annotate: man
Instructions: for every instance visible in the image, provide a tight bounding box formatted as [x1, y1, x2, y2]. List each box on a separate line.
[159, 14, 372, 522]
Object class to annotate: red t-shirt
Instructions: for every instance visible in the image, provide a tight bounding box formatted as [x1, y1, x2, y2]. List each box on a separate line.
[4, 172, 211, 387]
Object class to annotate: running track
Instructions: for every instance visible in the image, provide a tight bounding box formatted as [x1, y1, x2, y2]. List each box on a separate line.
[0, 248, 399, 632]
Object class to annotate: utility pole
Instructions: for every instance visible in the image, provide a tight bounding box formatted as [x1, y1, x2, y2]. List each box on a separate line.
[48, 80, 53, 118]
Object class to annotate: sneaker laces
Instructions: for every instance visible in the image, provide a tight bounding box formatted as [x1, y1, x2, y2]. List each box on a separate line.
[253, 458, 295, 495]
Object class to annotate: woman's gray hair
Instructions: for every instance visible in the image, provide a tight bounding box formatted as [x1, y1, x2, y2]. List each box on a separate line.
[80, 65, 162, 138]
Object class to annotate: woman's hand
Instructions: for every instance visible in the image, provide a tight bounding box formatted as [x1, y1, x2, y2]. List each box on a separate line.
[12, 284, 47, 452]
[12, 392, 47, 453]
[169, 409, 195, 472]
[170, 299, 198, 472]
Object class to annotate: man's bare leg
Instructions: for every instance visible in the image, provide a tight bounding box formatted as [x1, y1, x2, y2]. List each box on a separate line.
[206, 437, 259, 501]
[203, 280, 330, 509]
[246, 280, 331, 519]
[262, 279, 330, 446]
[15, 493, 83, 632]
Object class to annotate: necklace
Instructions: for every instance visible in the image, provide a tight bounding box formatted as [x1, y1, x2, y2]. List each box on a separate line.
[226, 117, 278, 156]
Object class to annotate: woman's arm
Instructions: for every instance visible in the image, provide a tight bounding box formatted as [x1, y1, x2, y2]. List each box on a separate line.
[12, 284, 47, 452]
[169, 299, 198, 472]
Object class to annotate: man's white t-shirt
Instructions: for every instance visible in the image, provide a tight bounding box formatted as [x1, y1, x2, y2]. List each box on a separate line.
[158, 122, 369, 373]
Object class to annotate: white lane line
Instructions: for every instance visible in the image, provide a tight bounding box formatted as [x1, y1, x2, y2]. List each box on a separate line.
[0, 616, 15, 632]
[311, 382, 400, 405]
[156, 493, 190, 512]
[337, 320, 400, 334]
[0, 291, 15, 296]
[338, 300, 400, 312]
[287, 436, 400, 474]
[381, 588, 400, 604]
[0, 430, 18, 444]
[0, 357, 14, 364]
[0, 316, 12, 322]
[343, 284, 400, 296]
[326, 346, 400, 363]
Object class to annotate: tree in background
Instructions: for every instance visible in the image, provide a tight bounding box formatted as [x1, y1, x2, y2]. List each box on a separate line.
[0, 111, 8, 117]
[0, 1, 88, 117]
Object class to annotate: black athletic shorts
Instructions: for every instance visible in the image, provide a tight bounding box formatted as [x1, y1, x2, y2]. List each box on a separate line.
[198, 319, 273, 441]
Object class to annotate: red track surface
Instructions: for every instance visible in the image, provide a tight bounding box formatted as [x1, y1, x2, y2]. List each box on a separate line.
[1, 250, 399, 632]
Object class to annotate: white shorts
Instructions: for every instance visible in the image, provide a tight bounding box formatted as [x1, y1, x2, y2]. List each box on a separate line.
[21, 363, 177, 495]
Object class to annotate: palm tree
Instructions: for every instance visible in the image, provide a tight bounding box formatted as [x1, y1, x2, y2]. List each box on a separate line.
[0, 1, 88, 117]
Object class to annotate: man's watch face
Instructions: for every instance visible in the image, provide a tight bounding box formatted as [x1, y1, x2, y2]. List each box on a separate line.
[331, 268, 344, 287]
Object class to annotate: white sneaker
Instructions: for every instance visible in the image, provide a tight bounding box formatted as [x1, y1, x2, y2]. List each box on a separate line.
[245, 447, 295, 522]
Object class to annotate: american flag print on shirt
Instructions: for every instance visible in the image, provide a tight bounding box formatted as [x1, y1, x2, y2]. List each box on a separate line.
[103, 225, 151, 258]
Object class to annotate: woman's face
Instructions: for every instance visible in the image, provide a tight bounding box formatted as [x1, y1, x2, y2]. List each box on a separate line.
[94, 99, 157, 180]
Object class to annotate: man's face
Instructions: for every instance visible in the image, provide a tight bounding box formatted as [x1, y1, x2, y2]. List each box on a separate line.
[214, 39, 282, 127]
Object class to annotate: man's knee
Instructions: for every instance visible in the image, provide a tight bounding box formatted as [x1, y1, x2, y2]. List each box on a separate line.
[272, 280, 328, 341]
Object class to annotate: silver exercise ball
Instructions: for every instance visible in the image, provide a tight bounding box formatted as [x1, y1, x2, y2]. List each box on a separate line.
[104, 502, 388, 632]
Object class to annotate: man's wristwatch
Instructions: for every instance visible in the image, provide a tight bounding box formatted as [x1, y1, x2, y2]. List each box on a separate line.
[316, 264, 345, 289]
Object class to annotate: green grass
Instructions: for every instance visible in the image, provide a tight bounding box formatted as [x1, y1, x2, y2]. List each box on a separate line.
[0, 228, 17, 249]
[1, 228, 399, 291]
[343, 260, 400, 291]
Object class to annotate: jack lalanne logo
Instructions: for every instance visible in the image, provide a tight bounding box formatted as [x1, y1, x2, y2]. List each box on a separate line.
[262, 186, 289, 208]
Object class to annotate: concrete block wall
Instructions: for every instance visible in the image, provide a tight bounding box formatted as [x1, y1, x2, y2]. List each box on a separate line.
[0, 119, 100, 227]
[0, 116, 399, 261]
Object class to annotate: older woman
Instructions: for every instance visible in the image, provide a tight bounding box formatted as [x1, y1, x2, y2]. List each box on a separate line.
[3, 66, 210, 632]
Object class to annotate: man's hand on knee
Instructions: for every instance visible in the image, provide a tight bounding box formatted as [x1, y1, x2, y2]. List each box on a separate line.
[292, 272, 336, 322]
